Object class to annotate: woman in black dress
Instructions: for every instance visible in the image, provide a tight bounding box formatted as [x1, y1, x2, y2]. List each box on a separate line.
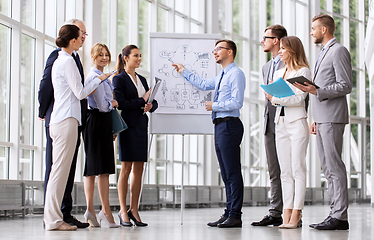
[113, 45, 158, 227]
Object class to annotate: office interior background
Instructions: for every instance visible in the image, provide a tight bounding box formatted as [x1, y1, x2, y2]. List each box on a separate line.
[0, 0, 372, 208]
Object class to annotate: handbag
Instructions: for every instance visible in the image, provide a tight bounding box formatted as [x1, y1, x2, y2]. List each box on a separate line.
[111, 108, 128, 135]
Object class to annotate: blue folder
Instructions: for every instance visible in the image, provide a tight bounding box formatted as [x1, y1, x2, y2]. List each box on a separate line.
[260, 77, 295, 98]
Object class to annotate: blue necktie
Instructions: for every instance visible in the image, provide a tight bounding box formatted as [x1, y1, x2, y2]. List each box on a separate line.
[212, 71, 225, 120]
[314, 47, 325, 75]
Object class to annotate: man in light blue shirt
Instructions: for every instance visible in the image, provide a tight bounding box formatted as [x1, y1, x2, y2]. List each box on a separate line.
[173, 39, 246, 228]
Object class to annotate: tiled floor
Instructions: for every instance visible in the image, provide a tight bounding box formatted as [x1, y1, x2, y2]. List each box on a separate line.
[0, 204, 372, 240]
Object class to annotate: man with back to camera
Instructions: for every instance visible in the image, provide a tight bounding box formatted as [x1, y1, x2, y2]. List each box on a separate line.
[251, 25, 288, 227]
[173, 39, 246, 228]
[293, 14, 351, 230]
[38, 19, 89, 228]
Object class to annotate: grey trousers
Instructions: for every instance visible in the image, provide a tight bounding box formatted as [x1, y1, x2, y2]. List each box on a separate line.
[316, 123, 348, 221]
[264, 124, 283, 217]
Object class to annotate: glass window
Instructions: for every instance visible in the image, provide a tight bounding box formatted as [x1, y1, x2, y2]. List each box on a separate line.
[233, 0, 243, 36]
[333, 0, 343, 15]
[157, 135, 167, 159]
[350, 20, 359, 68]
[189, 164, 197, 185]
[175, 15, 185, 33]
[350, 70, 358, 116]
[118, 0, 130, 52]
[334, 16, 343, 44]
[45, 0, 57, 37]
[189, 136, 198, 163]
[156, 162, 167, 184]
[267, 0, 274, 26]
[250, 0, 259, 42]
[21, 0, 36, 29]
[0, 24, 10, 142]
[65, 0, 76, 20]
[19, 149, 33, 180]
[320, 0, 327, 10]
[101, 0, 109, 45]
[250, 44, 260, 73]
[175, 0, 185, 14]
[218, 0, 226, 31]
[191, 0, 200, 20]
[173, 162, 181, 185]
[158, 0, 170, 6]
[174, 136, 182, 161]
[233, 38, 243, 68]
[190, 22, 200, 33]
[158, 7, 168, 33]
[0, 147, 9, 179]
[0, 0, 11, 17]
[20, 34, 35, 146]
[350, 0, 359, 18]
[139, 0, 150, 70]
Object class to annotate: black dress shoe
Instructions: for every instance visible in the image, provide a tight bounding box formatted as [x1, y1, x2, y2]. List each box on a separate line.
[64, 215, 89, 228]
[314, 218, 349, 230]
[309, 216, 332, 228]
[207, 215, 228, 227]
[118, 212, 133, 227]
[251, 215, 282, 226]
[127, 210, 148, 227]
[217, 217, 242, 228]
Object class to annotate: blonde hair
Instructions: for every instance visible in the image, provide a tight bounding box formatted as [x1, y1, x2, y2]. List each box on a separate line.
[280, 36, 309, 70]
[91, 43, 111, 65]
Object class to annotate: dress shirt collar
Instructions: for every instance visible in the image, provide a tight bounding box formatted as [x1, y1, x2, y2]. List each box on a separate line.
[222, 62, 237, 75]
[59, 50, 72, 57]
[322, 37, 336, 48]
[273, 54, 281, 65]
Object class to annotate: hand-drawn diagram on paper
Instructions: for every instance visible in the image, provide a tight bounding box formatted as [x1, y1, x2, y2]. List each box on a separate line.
[152, 38, 217, 114]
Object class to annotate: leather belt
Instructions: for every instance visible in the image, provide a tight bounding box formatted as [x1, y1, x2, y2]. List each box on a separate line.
[213, 117, 238, 125]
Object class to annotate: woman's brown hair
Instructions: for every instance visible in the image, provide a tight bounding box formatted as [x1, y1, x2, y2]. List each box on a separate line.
[280, 36, 309, 71]
[115, 45, 139, 75]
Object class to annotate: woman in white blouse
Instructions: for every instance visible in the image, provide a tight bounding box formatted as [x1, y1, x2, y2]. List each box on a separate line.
[44, 25, 111, 231]
[265, 36, 310, 229]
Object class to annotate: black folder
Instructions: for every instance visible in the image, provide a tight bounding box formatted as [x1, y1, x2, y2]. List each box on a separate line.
[286, 76, 319, 89]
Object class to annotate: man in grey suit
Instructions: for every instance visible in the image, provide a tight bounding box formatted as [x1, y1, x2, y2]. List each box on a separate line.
[294, 14, 351, 230]
[252, 25, 287, 227]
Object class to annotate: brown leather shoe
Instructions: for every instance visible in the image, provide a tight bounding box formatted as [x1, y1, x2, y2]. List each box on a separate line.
[52, 222, 78, 231]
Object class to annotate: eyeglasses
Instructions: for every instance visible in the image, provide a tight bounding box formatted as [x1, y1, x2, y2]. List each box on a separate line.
[80, 30, 88, 37]
[262, 36, 276, 42]
[212, 46, 230, 53]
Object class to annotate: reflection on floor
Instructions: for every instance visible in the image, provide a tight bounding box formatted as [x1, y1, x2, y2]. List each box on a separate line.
[0, 204, 372, 240]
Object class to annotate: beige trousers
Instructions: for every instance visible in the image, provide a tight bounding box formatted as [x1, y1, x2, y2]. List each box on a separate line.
[44, 117, 78, 230]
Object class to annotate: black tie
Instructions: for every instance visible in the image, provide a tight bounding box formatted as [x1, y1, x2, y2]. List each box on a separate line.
[212, 71, 225, 121]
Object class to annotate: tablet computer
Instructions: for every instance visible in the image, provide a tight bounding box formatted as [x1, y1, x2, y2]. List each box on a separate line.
[286, 76, 319, 89]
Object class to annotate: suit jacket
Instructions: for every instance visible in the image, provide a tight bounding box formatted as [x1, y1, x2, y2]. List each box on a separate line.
[312, 38, 352, 124]
[112, 70, 158, 128]
[38, 48, 87, 128]
[263, 58, 285, 134]
[271, 67, 310, 124]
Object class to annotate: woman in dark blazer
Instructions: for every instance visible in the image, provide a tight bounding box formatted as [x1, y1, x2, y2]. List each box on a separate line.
[112, 45, 158, 227]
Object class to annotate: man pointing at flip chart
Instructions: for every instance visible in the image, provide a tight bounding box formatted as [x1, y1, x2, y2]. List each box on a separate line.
[173, 39, 246, 228]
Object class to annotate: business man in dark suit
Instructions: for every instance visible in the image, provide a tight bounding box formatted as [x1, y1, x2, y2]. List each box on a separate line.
[38, 19, 89, 228]
[294, 14, 352, 231]
[252, 25, 287, 227]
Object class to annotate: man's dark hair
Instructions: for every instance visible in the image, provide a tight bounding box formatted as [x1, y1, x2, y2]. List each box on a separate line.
[215, 39, 237, 59]
[264, 24, 288, 39]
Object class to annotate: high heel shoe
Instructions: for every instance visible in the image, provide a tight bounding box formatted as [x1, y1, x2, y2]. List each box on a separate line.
[98, 210, 121, 228]
[282, 214, 302, 229]
[84, 210, 100, 227]
[118, 211, 133, 227]
[127, 210, 148, 227]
